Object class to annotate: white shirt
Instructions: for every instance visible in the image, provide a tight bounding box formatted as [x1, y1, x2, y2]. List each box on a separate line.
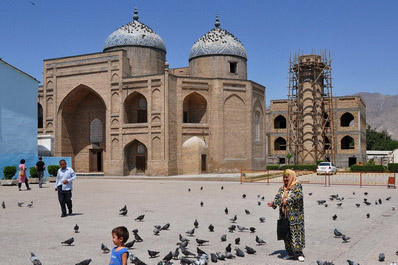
[55, 167, 76, 191]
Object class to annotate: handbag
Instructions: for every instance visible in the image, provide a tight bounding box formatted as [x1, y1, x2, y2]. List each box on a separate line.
[277, 206, 290, 240]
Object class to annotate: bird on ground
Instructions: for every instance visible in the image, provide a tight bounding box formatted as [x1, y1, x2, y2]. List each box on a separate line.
[74, 224, 79, 233]
[119, 209, 128, 216]
[221, 234, 227, 242]
[325, 204, 328, 207]
[364, 192, 368, 196]
[347, 260, 360, 265]
[188, 188, 191, 192]
[153, 227, 161, 235]
[162, 223, 170, 230]
[179, 240, 189, 248]
[180, 257, 194, 265]
[197, 247, 207, 256]
[242, 194, 246, 199]
[200, 186, 203, 190]
[101, 243, 110, 253]
[194, 219, 199, 228]
[221, 186, 224, 190]
[245, 246, 256, 254]
[119, 205, 127, 212]
[393, 206, 395, 211]
[396, 250, 398, 256]
[18, 202, 24, 207]
[317, 200, 326, 205]
[196, 238, 209, 246]
[61, 237, 74, 245]
[256, 235, 266, 245]
[235, 247, 245, 257]
[332, 214, 337, 220]
[375, 200, 378, 205]
[342, 235, 350, 243]
[364, 198, 368, 202]
[259, 217, 265, 223]
[208, 224, 214, 232]
[210, 253, 218, 263]
[132, 229, 139, 234]
[235, 237, 240, 245]
[75, 259, 92, 265]
[337, 203, 342, 207]
[179, 234, 190, 242]
[237, 225, 248, 232]
[172, 248, 179, 260]
[31, 252, 42, 265]
[225, 252, 235, 259]
[228, 225, 236, 233]
[257, 195, 260, 198]
[386, 196, 391, 201]
[379, 198, 382, 204]
[379, 253, 385, 262]
[309, 192, 313, 196]
[134, 233, 143, 242]
[125, 240, 135, 249]
[261, 196, 265, 200]
[364, 201, 371, 206]
[230, 215, 237, 223]
[162, 251, 173, 262]
[353, 192, 356, 195]
[154, 224, 161, 229]
[148, 250, 160, 258]
[226, 243, 232, 253]
[334, 229, 343, 237]
[1, 201, 5, 209]
[317, 261, 334, 265]
[186, 228, 195, 236]
[216, 252, 226, 260]
[366, 213, 370, 218]
[245, 209, 251, 215]
[135, 214, 145, 221]
[355, 203, 360, 208]
[200, 201, 203, 207]
[130, 254, 146, 265]
[224, 207, 228, 215]
[250, 227, 256, 233]
[258, 201, 261, 206]
[181, 248, 195, 257]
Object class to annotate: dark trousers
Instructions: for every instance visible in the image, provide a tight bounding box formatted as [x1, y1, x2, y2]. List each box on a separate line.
[57, 186, 72, 214]
[38, 171, 44, 188]
[18, 178, 30, 189]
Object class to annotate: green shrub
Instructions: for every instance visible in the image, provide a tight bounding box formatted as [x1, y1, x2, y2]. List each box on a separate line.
[388, 163, 398, 173]
[3, 166, 17, 179]
[266, 165, 280, 170]
[351, 165, 386, 172]
[47, 165, 60, 176]
[29, 167, 38, 178]
[280, 164, 317, 171]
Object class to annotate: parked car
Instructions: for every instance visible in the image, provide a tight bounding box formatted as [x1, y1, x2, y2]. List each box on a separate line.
[317, 162, 337, 175]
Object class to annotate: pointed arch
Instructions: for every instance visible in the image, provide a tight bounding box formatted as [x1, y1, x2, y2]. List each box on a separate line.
[38, 103, 43, 128]
[124, 140, 148, 175]
[274, 137, 287, 151]
[183, 92, 207, 123]
[124, 92, 147, 123]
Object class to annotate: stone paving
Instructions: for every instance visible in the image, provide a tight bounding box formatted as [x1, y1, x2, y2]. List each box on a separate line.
[0, 178, 397, 265]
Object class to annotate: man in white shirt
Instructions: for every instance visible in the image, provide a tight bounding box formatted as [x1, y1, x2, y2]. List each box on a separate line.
[55, 159, 76, 217]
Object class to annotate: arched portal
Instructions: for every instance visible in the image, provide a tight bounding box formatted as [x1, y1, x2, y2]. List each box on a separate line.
[274, 137, 287, 151]
[124, 92, 148, 123]
[58, 85, 106, 173]
[38, 103, 43, 128]
[124, 140, 147, 175]
[341, 135, 355, 150]
[341, 112, 354, 127]
[183, 92, 207, 123]
[274, 115, 286, 129]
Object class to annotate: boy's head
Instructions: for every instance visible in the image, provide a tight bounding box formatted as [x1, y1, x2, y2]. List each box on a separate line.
[112, 226, 129, 245]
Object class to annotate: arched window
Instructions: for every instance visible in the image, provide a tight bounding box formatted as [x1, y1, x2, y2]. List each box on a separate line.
[340, 112, 354, 127]
[254, 111, 260, 141]
[90, 118, 103, 144]
[38, 103, 43, 129]
[137, 144, 146, 154]
[183, 93, 207, 123]
[274, 115, 286, 129]
[274, 137, 287, 151]
[124, 93, 147, 123]
[341, 135, 355, 150]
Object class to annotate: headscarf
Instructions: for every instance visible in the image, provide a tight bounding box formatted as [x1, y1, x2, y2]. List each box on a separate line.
[282, 169, 298, 199]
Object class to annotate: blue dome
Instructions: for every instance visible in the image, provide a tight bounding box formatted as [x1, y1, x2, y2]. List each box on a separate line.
[104, 8, 166, 52]
[189, 16, 246, 60]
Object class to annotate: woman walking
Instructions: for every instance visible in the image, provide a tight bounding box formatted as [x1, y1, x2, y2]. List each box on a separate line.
[18, 159, 31, 191]
[268, 169, 305, 262]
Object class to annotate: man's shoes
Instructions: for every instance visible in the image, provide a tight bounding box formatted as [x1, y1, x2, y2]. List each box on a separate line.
[298, 256, 305, 262]
[68, 210, 73, 215]
[283, 254, 295, 260]
[27, 188, 31, 190]
[61, 213, 67, 218]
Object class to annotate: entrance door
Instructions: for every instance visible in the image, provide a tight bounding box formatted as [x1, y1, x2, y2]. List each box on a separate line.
[201, 154, 207, 173]
[136, 156, 146, 172]
[349, 157, 357, 167]
[89, 149, 103, 172]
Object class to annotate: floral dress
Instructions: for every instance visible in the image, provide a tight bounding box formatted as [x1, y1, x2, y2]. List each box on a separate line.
[18, 164, 27, 183]
[273, 183, 305, 252]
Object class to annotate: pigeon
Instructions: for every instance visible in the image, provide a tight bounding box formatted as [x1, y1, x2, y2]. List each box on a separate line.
[61, 237, 74, 245]
[130, 254, 147, 265]
[148, 250, 160, 258]
[364, 192, 368, 196]
[230, 215, 237, 223]
[221, 186, 224, 190]
[245, 209, 251, 215]
[325, 204, 328, 207]
[257, 195, 261, 198]
[186, 228, 195, 236]
[162, 223, 170, 230]
[332, 214, 337, 220]
[225, 207, 229, 214]
[135, 215, 145, 221]
[334, 229, 343, 237]
[317, 261, 334, 265]
[188, 188, 191, 192]
[196, 238, 209, 246]
[347, 260, 360, 265]
[379, 253, 385, 262]
[309, 192, 313, 196]
[225, 252, 235, 259]
[245, 246, 256, 254]
[172, 248, 179, 260]
[119, 209, 128, 216]
[355, 203, 360, 208]
[221, 234, 227, 242]
[74, 224, 79, 233]
[258, 201, 261, 206]
[200, 186, 203, 190]
[364, 201, 371, 206]
[180, 257, 194, 264]
[225, 243, 232, 253]
[235, 237, 240, 245]
[379, 198, 382, 205]
[249, 227, 256, 233]
[375, 200, 378, 205]
[200, 201, 203, 207]
[366, 213, 370, 218]
[261, 196, 265, 200]
[208, 224, 214, 232]
[337, 203, 342, 207]
[75, 259, 92, 265]
[216, 252, 226, 261]
[259, 217, 265, 223]
[101, 243, 110, 253]
[197, 247, 207, 256]
[228, 225, 236, 233]
[1, 201, 5, 209]
[235, 247, 245, 257]
[179, 234, 190, 242]
[393, 206, 396, 211]
[396, 250, 398, 256]
[27, 201, 33, 207]
[194, 219, 199, 228]
[364, 198, 368, 202]
[134, 233, 143, 242]
[154, 225, 162, 229]
[31, 252, 42, 265]
[342, 235, 350, 243]
[256, 235, 266, 245]
[119, 205, 127, 212]
[18, 202, 24, 207]
[317, 200, 326, 205]
[210, 253, 218, 263]
[386, 196, 391, 201]
[125, 240, 136, 249]
[181, 248, 195, 257]
[237, 225, 248, 232]
[242, 194, 246, 199]
[179, 240, 189, 248]
[132, 229, 139, 234]
[153, 227, 161, 235]
[163, 251, 173, 261]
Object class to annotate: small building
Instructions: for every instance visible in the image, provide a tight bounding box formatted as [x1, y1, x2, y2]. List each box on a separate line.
[366, 150, 397, 166]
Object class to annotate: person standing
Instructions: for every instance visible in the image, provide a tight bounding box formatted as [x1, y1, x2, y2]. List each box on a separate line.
[18, 159, 31, 191]
[55, 159, 76, 217]
[267, 169, 305, 262]
[35, 157, 46, 188]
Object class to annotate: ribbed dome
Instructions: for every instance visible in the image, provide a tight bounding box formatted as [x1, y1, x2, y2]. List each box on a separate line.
[189, 15, 247, 60]
[104, 8, 166, 52]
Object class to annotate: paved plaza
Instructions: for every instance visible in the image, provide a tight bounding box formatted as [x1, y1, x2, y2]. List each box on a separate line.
[0, 178, 397, 265]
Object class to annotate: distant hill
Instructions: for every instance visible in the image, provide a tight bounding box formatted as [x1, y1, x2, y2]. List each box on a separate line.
[354, 92, 398, 140]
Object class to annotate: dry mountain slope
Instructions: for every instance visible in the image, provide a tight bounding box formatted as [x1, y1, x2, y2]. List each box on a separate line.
[354, 92, 398, 140]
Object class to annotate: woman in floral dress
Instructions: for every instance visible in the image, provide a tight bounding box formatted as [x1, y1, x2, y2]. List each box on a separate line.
[18, 159, 31, 191]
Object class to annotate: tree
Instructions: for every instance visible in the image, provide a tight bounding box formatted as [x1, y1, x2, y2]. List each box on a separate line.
[366, 125, 398, 150]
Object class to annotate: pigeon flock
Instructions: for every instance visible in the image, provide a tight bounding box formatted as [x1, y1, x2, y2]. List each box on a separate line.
[1, 183, 397, 265]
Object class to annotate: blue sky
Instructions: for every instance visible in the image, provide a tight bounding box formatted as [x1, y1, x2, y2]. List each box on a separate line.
[1, 0, 397, 102]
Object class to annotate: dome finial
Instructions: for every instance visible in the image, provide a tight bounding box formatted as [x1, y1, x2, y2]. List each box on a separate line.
[133, 7, 139, 21]
[215, 14, 220, 27]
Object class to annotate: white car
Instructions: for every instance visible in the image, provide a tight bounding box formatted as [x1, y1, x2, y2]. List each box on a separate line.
[316, 162, 337, 175]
